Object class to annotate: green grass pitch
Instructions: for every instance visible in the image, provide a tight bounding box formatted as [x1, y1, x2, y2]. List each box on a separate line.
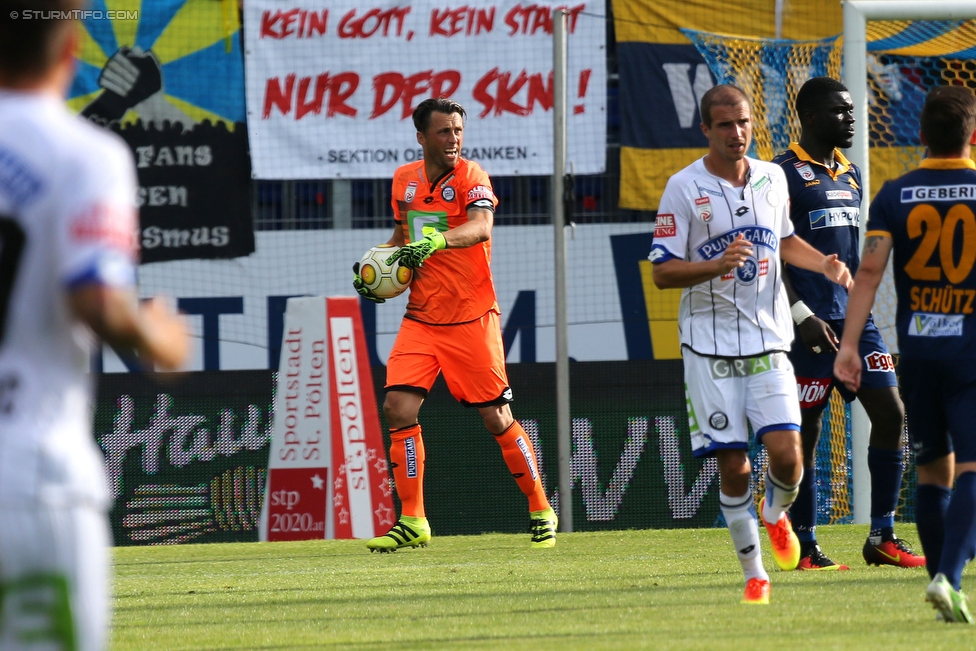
[112, 524, 974, 650]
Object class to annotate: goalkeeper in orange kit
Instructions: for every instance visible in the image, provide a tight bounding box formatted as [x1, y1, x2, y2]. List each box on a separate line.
[352, 97, 557, 552]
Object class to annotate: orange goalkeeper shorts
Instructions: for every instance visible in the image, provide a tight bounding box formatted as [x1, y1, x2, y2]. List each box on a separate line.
[385, 309, 512, 407]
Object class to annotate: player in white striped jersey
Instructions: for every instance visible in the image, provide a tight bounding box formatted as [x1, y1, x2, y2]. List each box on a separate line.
[0, 3, 189, 649]
[652, 85, 852, 605]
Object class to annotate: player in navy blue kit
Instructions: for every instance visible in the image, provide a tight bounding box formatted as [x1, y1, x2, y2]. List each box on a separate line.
[773, 77, 924, 570]
[836, 85, 976, 623]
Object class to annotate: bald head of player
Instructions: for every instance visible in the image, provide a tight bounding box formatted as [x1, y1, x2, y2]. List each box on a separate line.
[0, 0, 81, 92]
[920, 85, 976, 158]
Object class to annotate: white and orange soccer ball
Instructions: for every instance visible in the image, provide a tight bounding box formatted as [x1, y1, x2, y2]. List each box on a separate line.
[358, 245, 413, 299]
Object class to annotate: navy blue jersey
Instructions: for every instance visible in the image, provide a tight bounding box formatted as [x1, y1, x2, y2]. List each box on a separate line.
[773, 144, 861, 320]
[868, 158, 976, 360]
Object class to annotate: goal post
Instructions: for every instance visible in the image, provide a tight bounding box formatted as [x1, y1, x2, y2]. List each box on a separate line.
[842, 0, 976, 204]
[842, 0, 976, 524]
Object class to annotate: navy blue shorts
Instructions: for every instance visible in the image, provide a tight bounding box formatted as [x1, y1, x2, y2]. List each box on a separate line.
[788, 318, 897, 411]
[899, 358, 976, 466]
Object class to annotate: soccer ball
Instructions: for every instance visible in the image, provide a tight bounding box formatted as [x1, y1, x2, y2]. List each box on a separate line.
[358, 245, 413, 299]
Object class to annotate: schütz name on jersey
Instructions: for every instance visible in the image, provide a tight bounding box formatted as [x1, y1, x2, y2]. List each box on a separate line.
[696, 226, 778, 260]
[910, 284, 976, 315]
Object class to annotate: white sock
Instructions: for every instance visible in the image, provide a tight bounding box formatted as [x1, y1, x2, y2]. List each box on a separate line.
[762, 469, 802, 523]
[721, 490, 768, 582]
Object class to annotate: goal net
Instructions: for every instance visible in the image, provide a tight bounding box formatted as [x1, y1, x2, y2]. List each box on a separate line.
[682, 19, 976, 524]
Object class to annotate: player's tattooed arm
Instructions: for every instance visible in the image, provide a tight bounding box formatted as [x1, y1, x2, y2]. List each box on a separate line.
[863, 234, 886, 256]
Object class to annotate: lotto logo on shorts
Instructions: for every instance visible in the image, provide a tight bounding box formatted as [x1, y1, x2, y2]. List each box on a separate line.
[405, 437, 418, 478]
[796, 377, 831, 408]
[863, 351, 894, 372]
[654, 214, 676, 238]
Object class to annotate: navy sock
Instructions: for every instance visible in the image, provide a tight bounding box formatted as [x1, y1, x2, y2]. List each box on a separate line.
[868, 446, 903, 532]
[915, 483, 951, 580]
[790, 468, 817, 543]
[938, 472, 976, 591]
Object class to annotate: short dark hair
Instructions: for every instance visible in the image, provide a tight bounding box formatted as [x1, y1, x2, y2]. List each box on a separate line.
[0, 0, 82, 82]
[921, 85, 976, 156]
[795, 77, 849, 122]
[700, 84, 749, 127]
[412, 97, 466, 133]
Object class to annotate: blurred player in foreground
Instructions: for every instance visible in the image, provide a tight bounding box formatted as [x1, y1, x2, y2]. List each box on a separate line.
[651, 85, 852, 604]
[0, 1, 189, 648]
[352, 97, 556, 552]
[836, 85, 976, 624]
[773, 77, 923, 570]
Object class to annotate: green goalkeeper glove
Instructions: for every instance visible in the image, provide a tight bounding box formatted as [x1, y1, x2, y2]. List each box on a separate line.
[352, 262, 385, 304]
[388, 228, 446, 269]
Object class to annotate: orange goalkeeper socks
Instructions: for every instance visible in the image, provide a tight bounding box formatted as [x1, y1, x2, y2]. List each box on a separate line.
[389, 424, 425, 518]
[494, 420, 550, 512]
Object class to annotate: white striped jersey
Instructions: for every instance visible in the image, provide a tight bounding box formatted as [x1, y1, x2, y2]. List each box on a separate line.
[650, 157, 796, 357]
[0, 90, 138, 508]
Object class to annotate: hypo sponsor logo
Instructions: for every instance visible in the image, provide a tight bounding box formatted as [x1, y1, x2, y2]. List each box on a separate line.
[909, 313, 965, 337]
[900, 184, 976, 203]
[809, 207, 858, 229]
[654, 213, 676, 238]
[796, 378, 830, 408]
[863, 351, 895, 372]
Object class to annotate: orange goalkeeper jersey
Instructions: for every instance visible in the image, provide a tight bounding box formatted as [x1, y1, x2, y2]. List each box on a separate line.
[391, 158, 499, 325]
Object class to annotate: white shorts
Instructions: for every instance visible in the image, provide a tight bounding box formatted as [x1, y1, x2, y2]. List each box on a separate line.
[683, 349, 801, 458]
[0, 504, 111, 651]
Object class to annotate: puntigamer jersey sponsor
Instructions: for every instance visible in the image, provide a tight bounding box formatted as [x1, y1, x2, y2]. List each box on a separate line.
[650, 157, 795, 357]
[867, 158, 976, 359]
[772, 144, 861, 320]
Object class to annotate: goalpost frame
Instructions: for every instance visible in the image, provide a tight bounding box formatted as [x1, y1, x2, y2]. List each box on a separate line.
[842, 0, 976, 524]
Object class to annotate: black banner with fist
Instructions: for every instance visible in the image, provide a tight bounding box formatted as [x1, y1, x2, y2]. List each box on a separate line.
[79, 45, 255, 264]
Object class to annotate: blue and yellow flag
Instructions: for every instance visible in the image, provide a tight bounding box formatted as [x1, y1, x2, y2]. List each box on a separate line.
[67, 0, 253, 263]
